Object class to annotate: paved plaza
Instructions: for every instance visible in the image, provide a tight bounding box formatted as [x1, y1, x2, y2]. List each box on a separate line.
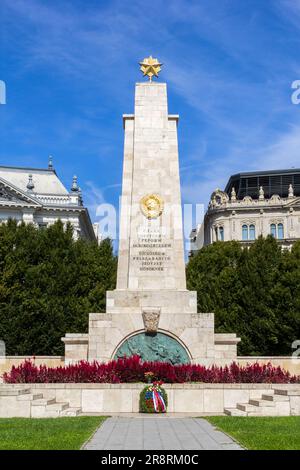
[84, 417, 242, 450]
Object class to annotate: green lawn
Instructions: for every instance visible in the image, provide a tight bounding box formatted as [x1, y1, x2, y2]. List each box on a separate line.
[206, 416, 300, 450]
[0, 416, 106, 450]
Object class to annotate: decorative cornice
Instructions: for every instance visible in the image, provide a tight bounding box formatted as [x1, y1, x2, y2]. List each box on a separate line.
[208, 195, 300, 213]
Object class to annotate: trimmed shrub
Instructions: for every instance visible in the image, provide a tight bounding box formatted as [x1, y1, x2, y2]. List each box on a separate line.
[3, 355, 300, 384]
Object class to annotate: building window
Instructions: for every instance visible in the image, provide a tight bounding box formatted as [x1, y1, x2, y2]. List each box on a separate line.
[242, 224, 249, 240]
[242, 224, 256, 241]
[215, 226, 224, 241]
[270, 223, 284, 239]
[278, 223, 284, 239]
[270, 223, 276, 238]
[249, 224, 256, 240]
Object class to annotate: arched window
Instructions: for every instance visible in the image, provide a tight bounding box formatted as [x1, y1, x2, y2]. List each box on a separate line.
[249, 224, 256, 240]
[242, 224, 248, 241]
[270, 223, 284, 239]
[219, 226, 224, 241]
[270, 224, 276, 238]
[278, 223, 284, 239]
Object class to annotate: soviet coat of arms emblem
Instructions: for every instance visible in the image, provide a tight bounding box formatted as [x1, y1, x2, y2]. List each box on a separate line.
[140, 194, 164, 219]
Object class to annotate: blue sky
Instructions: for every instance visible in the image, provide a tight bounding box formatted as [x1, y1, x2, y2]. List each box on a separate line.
[1, 0, 300, 237]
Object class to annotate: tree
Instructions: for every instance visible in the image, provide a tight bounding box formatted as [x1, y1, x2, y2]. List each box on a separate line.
[0, 220, 117, 355]
[186, 237, 300, 356]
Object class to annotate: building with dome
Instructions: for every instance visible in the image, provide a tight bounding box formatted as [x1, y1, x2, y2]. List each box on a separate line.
[190, 168, 300, 252]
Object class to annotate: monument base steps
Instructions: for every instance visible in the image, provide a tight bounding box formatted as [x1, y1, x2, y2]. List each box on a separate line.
[224, 389, 300, 416]
[0, 388, 82, 418]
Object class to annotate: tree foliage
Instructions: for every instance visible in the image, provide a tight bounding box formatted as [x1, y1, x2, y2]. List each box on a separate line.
[187, 237, 300, 356]
[1, 220, 299, 358]
[0, 220, 116, 355]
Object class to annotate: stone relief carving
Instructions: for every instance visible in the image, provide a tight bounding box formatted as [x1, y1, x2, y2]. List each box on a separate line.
[114, 332, 190, 365]
[142, 308, 160, 333]
[0, 185, 18, 202]
[0, 183, 33, 204]
[209, 189, 229, 207]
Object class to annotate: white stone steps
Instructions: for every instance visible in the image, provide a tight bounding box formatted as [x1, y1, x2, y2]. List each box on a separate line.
[249, 398, 275, 407]
[225, 388, 294, 416]
[261, 393, 289, 402]
[60, 407, 82, 417]
[32, 409, 61, 418]
[247, 410, 277, 417]
[46, 402, 69, 412]
[237, 403, 259, 413]
[32, 403, 81, 418]
[237, 403, 282, 416]
[0, 386, 82, 418]
[224, 407, 247, 416]
[31, 397, 56, 406]
[274, 389, 300, 396]
[17, 393, 43, 401]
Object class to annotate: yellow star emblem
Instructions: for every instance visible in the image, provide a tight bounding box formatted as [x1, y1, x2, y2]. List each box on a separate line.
[139, 56, 162, 82]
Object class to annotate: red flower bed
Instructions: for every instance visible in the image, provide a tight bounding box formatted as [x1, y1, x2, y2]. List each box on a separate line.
[3, 356, 299, 384]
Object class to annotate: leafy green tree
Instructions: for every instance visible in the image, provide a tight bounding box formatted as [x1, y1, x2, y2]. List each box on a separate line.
[187, 237, 300, 356]
[0, 220, 116, 355]
[271, 241, 300, 355]
[236, 236, 282, 355]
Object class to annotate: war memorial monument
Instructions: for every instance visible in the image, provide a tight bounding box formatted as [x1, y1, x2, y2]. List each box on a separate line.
[1, 58, 299, 424]
[62, 57, 240, 365]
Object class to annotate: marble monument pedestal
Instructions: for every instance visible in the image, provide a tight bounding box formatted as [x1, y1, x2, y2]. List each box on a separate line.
[63, 288, 240, 365]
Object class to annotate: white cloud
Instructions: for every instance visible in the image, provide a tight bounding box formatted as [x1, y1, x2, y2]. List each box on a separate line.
[181, 122, 300, 207]
[83, 181, 106, 218]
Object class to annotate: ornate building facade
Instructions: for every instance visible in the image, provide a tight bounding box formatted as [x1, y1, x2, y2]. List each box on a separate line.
[190, 169, 300, 252]
[0, 159, 99, 242]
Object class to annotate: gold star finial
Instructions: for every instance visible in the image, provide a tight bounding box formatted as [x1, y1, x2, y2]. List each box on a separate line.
[139, 55, 162, 82]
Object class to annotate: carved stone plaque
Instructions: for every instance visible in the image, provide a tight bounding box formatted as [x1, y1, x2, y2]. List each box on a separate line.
[142, 308, 161, 333]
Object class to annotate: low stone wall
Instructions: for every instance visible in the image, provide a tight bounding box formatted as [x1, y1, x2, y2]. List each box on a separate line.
[31, 383, 300, 413]
[1, 383, 300, 416]
[0, 356, 64, 381]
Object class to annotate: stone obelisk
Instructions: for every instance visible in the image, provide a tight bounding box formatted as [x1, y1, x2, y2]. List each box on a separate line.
[117, 83, 186, 291]
[63, 57, 240, 365]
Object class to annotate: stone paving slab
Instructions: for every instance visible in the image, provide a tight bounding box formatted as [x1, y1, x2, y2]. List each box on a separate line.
[84, 417, 242, 450]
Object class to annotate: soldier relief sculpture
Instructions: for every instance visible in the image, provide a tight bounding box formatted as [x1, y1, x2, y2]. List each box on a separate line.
[115, 332, 190, 365]
[115, 281, 190, 364]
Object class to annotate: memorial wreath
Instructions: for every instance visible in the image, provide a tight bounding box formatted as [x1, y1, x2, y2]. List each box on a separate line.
[139, 380, 168, 413]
